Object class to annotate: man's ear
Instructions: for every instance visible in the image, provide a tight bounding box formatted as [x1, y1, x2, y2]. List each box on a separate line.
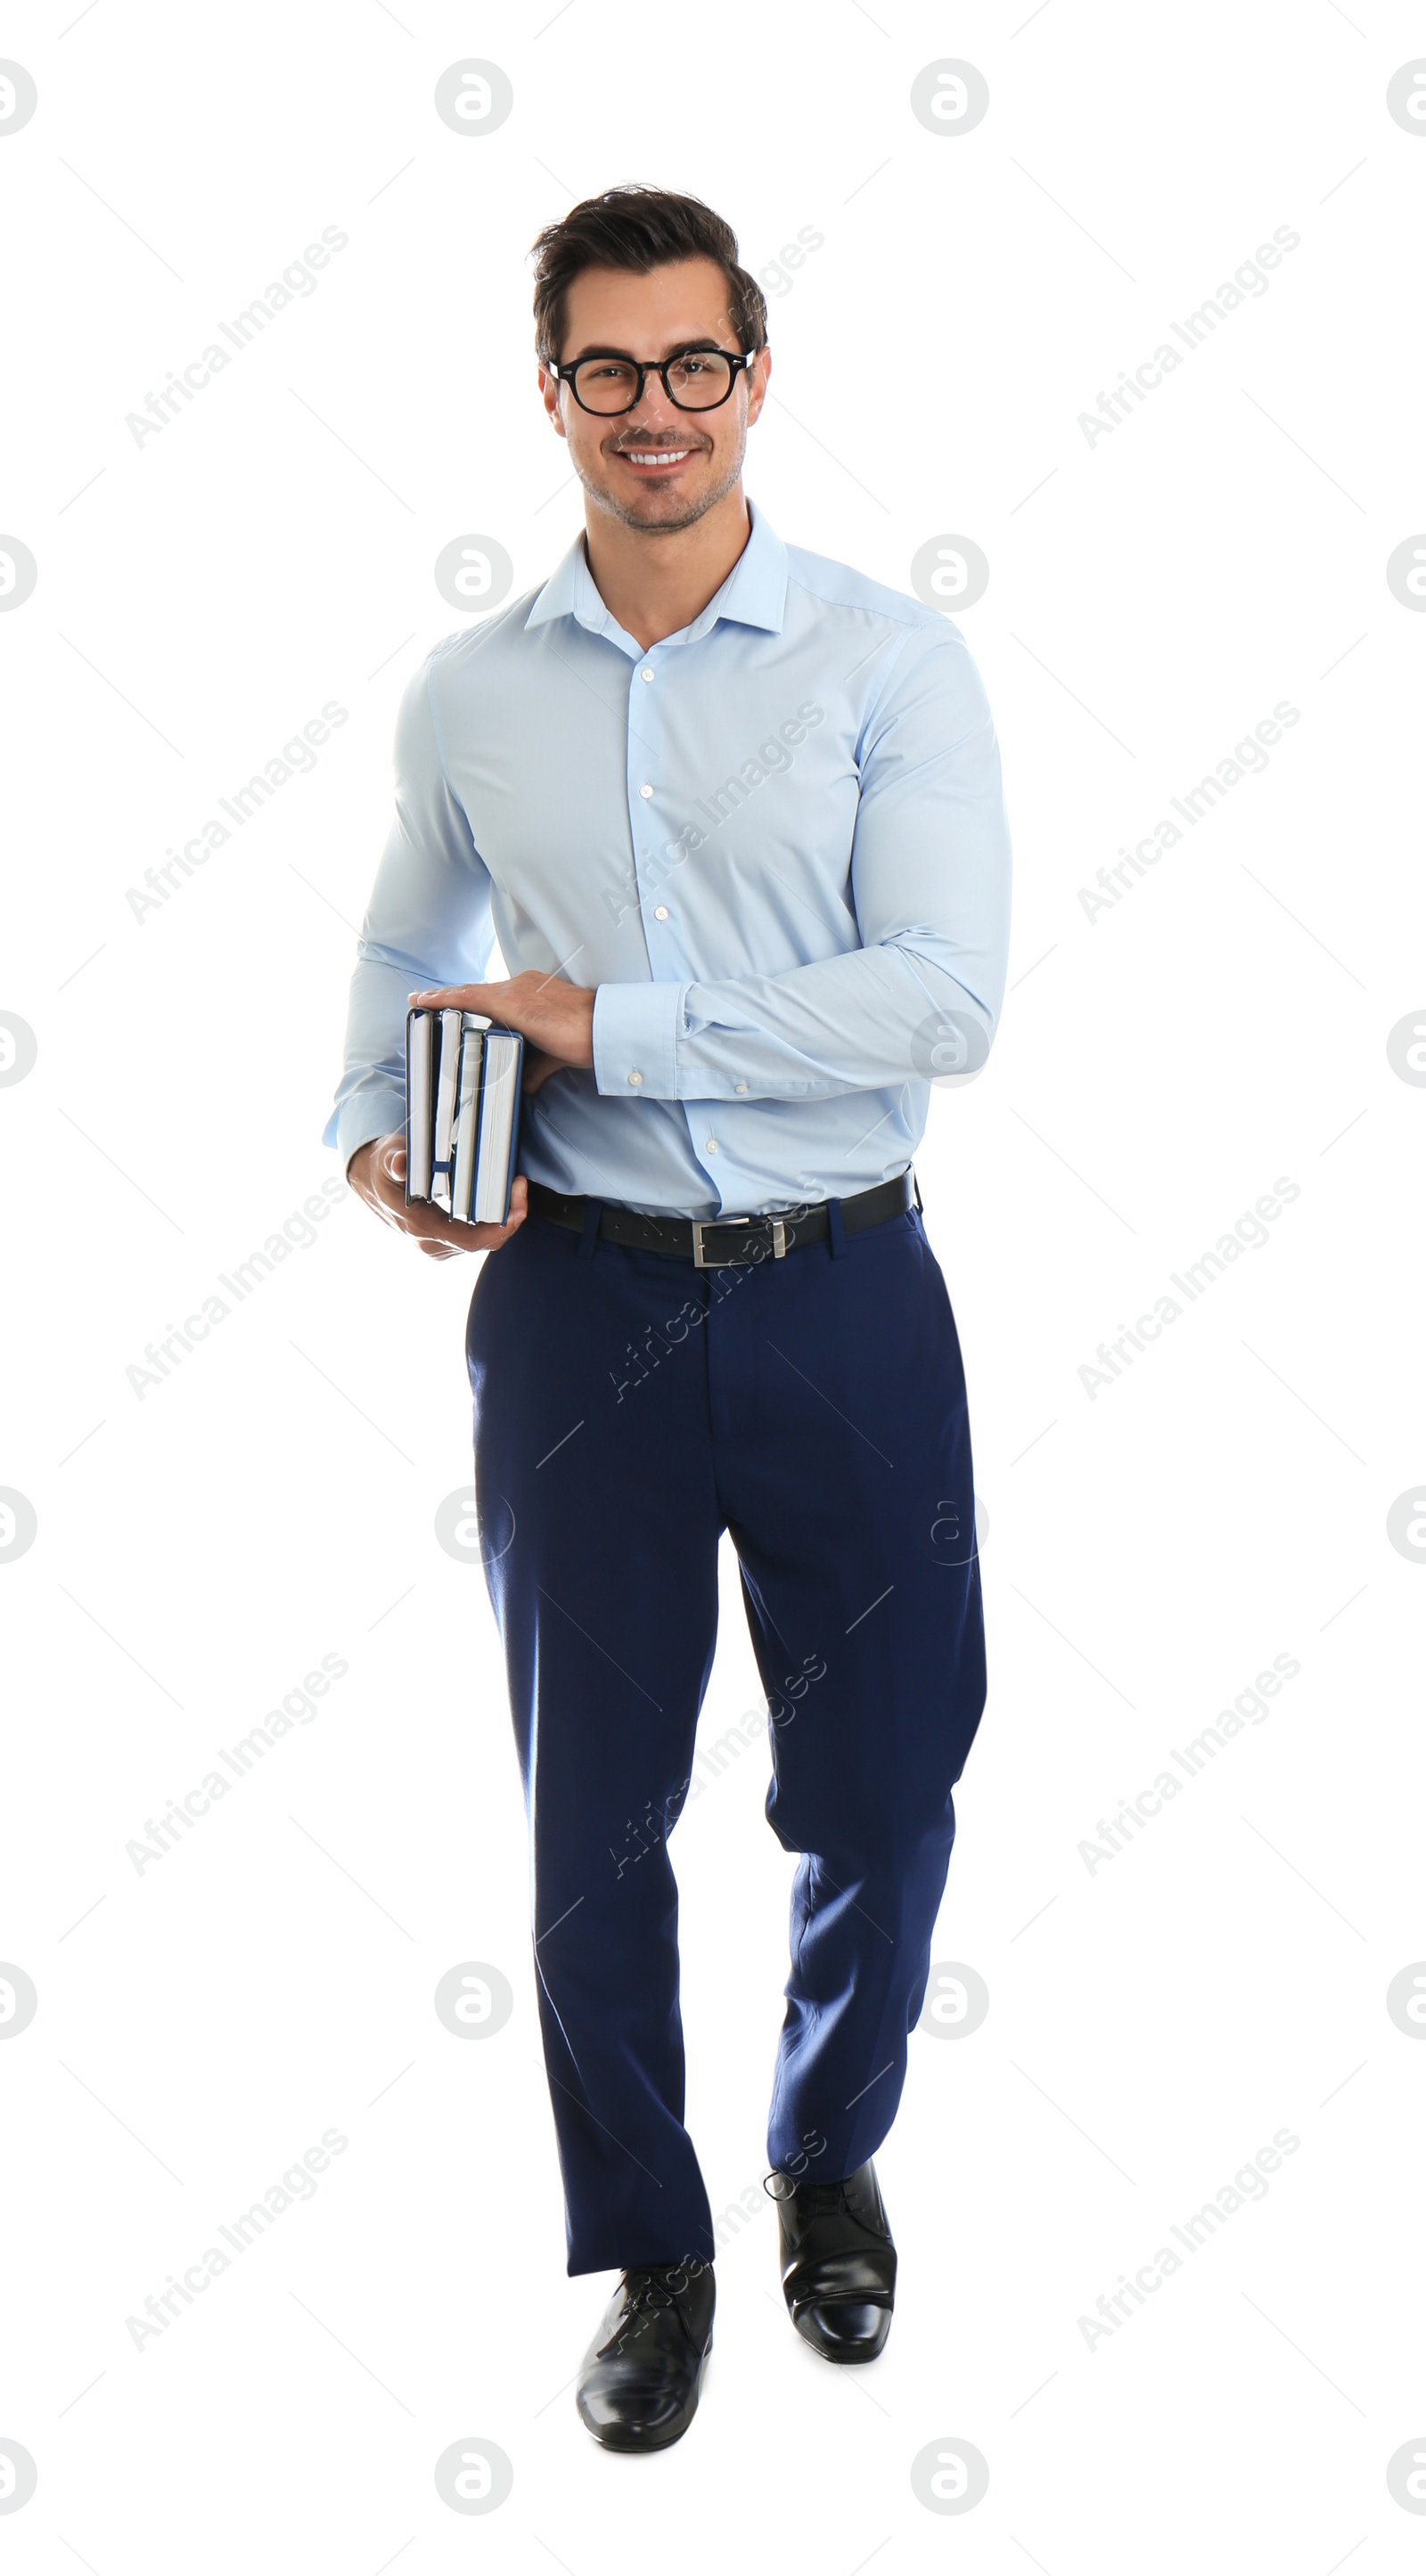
[746, 346, 772, 428]
[538, 366, 567, 439]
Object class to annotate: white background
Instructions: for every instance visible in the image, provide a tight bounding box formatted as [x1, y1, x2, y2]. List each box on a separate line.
[3, 1, 1425, 2566]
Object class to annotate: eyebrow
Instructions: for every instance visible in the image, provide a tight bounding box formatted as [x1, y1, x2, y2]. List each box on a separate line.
[563, 337, 738, 364]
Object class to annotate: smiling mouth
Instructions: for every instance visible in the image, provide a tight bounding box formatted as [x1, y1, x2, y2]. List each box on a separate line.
[613, 446, 700, 471]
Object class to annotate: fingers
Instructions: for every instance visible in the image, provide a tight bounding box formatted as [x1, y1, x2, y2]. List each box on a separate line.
[414, 1208, 525, 1258]
[407, 985, 493, 1012]
[474, 1206, 527, 1251]
[404, 1207, 478, 1255]
[353, 1133, 528, 1257]
[463, 1183, 528, 1254]
[521, 1048, 571, 1094]
[368, 1141, 420, 1220]
[401, 1182, 528, 1258]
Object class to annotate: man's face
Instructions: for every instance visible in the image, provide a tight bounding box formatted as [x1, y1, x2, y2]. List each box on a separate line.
[539, 255, 770, 536]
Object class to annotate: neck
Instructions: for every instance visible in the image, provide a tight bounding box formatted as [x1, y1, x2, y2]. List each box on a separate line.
[582, 484, 752, 650]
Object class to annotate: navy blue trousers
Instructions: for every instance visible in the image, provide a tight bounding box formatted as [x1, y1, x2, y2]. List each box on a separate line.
[465, 1194, 986, 2276]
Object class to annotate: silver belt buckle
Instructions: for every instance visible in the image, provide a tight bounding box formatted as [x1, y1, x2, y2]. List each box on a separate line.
[691, 1214, 750, 1268]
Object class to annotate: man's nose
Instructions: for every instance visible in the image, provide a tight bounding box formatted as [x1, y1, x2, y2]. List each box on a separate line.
[623, 373, 685, 436]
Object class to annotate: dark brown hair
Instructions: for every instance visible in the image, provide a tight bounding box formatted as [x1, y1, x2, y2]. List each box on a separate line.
[530, 185, 768, 364]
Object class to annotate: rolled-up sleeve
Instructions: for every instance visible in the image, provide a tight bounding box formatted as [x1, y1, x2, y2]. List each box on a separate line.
[590, 627, 1012, 1102]
[323, 652, 496, 1172]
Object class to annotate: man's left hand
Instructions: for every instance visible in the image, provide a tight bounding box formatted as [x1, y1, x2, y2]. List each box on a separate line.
[408, 971, 596, 1094]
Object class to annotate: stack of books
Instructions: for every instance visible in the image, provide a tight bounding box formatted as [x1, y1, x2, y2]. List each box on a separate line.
[404, 1007, 524, 1226]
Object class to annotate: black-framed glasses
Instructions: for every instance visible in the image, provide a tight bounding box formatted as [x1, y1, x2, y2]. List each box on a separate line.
[549, 347, 758, 416]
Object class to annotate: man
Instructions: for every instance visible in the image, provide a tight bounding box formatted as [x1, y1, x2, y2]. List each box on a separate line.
[326, 185, 1011, 2452]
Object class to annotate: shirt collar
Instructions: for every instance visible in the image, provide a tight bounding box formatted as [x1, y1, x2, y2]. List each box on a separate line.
[524, 496, 787, 642]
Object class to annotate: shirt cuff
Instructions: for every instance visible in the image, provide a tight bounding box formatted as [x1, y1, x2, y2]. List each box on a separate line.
[592, 980, 685, 1100]
[327, 1086, 407, 1176]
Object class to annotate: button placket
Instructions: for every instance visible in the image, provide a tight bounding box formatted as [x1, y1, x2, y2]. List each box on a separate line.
[627, 654, 663, 940]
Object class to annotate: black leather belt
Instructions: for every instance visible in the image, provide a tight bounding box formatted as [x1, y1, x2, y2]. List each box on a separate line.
[528, 1170, 916, 1267]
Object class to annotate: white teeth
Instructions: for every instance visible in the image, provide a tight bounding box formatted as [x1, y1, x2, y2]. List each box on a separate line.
[623, 450, 690, 463]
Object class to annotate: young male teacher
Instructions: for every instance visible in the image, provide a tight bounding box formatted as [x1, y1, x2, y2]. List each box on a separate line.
[326, 186, 1012, 2452]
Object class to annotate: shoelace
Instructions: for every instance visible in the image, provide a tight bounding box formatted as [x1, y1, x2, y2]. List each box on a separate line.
[767, 2174, 890, 2245]
[791, 2179, 863, 2220]
[619, 2265, 696, 2315]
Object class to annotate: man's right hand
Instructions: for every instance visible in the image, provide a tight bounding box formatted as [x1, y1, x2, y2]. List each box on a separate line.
[346, 1133, 528, 1262]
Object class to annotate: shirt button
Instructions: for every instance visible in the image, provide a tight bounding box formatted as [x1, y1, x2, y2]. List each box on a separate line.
[734, 1082, 748, 1093]
[705, 1139, 718, 1153]
[628, 1070, 643, 1086]
[653, 904, 668, 920]
[638, 783, 653, 799]
[641, 668, 654, 683]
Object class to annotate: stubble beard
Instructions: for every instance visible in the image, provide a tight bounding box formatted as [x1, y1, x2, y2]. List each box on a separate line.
[575, 419, 749, 536]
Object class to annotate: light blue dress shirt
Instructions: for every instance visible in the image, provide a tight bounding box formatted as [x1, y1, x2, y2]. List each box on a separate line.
[324, 500, 1012, 1217]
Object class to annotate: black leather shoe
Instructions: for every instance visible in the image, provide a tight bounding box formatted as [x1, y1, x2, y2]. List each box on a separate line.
[575, 2261, 715, 2451]
[770, 2160, 896, 2362]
